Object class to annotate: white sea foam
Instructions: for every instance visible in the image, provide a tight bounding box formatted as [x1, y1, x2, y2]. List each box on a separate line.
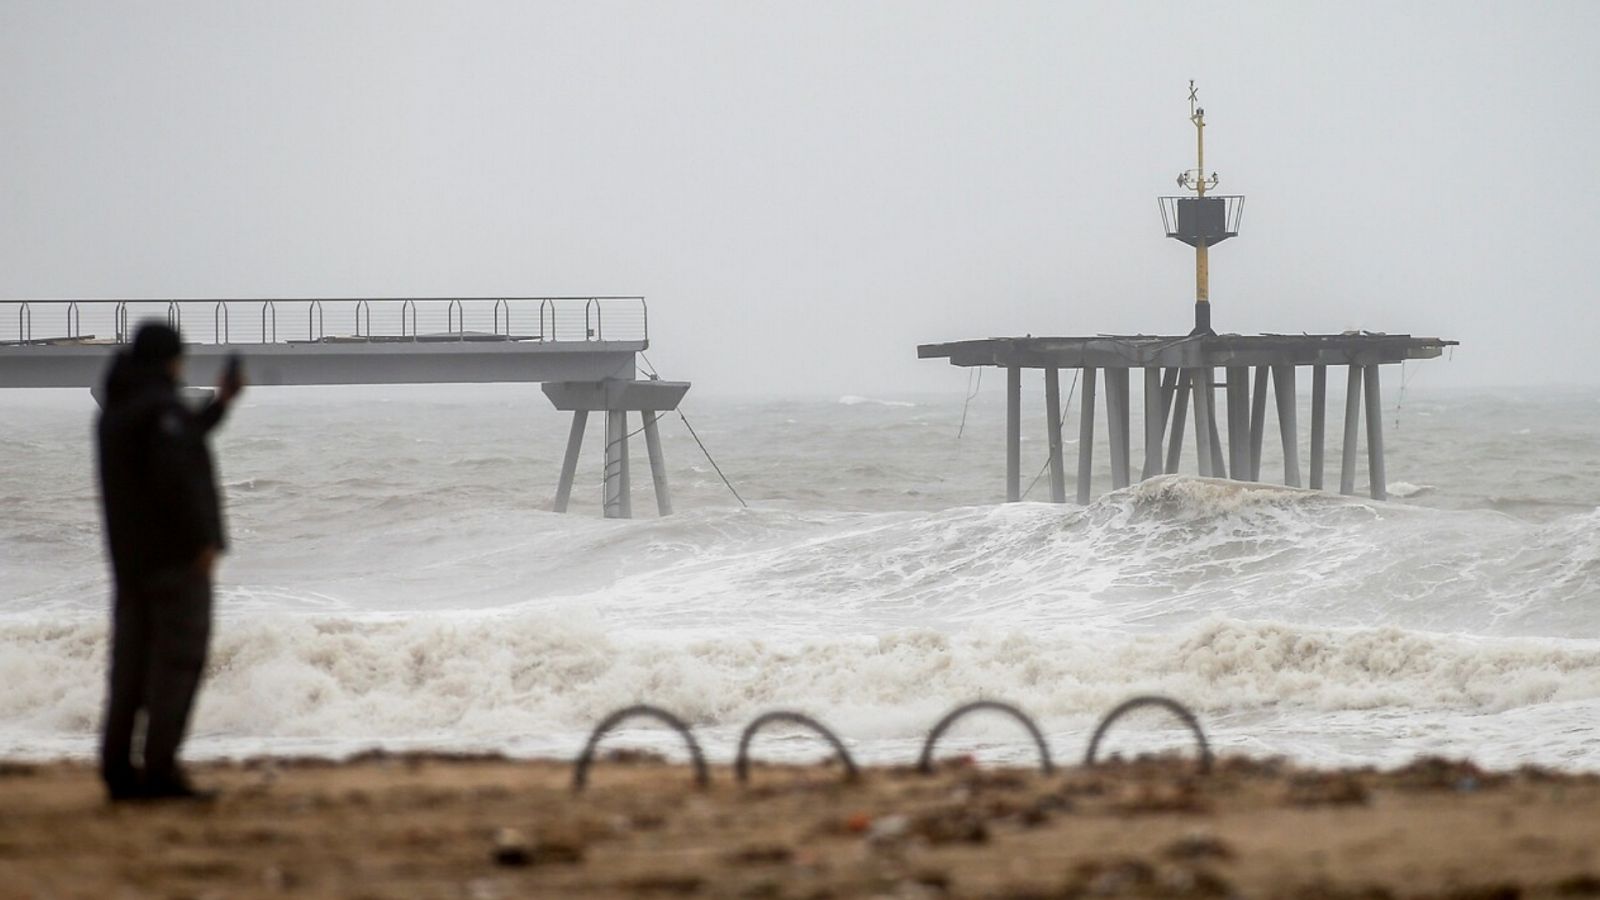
[4, 612, 1600, 766]
[838, 395, 916, 408]
[1389, 481, 1434, 498]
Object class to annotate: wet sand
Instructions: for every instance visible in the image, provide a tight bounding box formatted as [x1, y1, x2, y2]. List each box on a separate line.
[3, 753, 1599, 899]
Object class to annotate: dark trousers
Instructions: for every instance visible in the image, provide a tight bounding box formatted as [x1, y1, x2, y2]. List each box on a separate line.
[100, 569, 212, 789]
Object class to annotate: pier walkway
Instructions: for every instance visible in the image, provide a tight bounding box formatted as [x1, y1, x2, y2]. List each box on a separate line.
[1, 297, 686, 518]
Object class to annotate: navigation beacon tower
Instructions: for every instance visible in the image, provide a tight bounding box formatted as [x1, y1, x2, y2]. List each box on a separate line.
[917, 82, 1457, 505]
[1159, 81, 1243, 336]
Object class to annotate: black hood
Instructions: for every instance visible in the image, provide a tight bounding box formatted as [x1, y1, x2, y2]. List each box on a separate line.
[101, 352, 174, 408]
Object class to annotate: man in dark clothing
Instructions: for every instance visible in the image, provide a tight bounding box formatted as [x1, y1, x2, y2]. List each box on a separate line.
[97, 323, 243, 801]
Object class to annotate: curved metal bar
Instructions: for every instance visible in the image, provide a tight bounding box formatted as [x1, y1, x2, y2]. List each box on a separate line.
[539, 298, 554, 341]
[355, 299, 371, 338]
[66, 301, 80, 339]
[166, 300, 182, 334]
[585, 298, 601, 340]
[309, 300, 324, 341]
[115, 302, 128, 343]
[734, 711, 858, 784]
[571, 704, 709, 792]
[917, 700, 1054, 775]
[260, 301, 277, 344]
[213, 301, 230, 344]
[17, 301, 30, 343]
[493, 298, 509, 337]
[1083, 695, 1212, 774]
[401, 298, 417, 339]
[447, 298, 464, 337]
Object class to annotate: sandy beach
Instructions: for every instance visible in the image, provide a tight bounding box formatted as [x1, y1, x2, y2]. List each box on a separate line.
[3, 752, 1599, 899]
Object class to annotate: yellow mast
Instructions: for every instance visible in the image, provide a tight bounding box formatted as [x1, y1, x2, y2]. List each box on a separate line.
[1189, 81, 1211, 325]
[1168, 81, 1232, 335]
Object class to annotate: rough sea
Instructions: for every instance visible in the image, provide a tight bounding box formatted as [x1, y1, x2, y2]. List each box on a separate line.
[4, 379, 1600, 770]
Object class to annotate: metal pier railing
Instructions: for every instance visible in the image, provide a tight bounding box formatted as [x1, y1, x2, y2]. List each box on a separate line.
[0, 297, 648, 346]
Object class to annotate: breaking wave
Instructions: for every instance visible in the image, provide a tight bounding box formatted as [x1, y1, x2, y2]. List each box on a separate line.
[5, 613, 1600, 753]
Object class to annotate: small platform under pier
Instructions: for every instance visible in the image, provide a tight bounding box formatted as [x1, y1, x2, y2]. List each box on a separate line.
[918, 332, 1457, 503]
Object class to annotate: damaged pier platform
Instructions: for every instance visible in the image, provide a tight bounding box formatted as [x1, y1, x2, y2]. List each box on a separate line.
[920, 85, 1458, 505]
[0, 296, 687, 518]
[918, 332, 1457, 503]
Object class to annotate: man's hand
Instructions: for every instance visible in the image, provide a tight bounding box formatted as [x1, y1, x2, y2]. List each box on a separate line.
[217, 355, 246, 404]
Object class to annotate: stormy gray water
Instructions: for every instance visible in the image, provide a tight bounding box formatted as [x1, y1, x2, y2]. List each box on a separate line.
[3, 380, 1599, 769]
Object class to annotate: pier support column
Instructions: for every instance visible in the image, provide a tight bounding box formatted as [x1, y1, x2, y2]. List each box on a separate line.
[1044, 367, 1067, 503]
[1364, 364, 1387, 501]
[1249, 365, 1270, 481]
[1192, 368, 1216, 477]
[1106, 368, 1131, 489]
[1310, 365, 1327, 491]
[1142, 368, 1164, 481]
[1006, 364, 1021, 502]
[604, 409, 632, 518]
[553, 410, 588, 513]
[1166, 370, 1190, 474]
[1340, 365, 1363, 496]
[643, 411, 672, 516]
[1273, 364, 1303, 488]
[1076, 367, 1097, 504]
[1226, 367, 1251, 481]
[1206, 369, 1226, 478]
[1161, 367, 1181, 421]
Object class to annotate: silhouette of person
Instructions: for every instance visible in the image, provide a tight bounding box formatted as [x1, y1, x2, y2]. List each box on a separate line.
[96, 323, 244, 801]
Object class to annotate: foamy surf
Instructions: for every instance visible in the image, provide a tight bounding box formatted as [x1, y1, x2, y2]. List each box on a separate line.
[4, 612, 1600, 768]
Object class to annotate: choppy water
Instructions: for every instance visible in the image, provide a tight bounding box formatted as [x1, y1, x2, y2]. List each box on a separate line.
[3, 380, 1600, 770]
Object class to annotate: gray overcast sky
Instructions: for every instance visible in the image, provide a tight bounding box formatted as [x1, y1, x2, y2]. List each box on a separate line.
[2, 1, 1595, 395]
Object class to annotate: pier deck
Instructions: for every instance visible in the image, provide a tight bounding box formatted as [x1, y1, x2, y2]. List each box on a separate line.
[0, 297, 649, 387]
[1, 297, 684, 518]
[919, 332, 1455, 370]
[919, 332, 1458, 504]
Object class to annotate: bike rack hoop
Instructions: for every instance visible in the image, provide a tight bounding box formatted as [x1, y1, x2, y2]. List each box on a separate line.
[734, 711, 858, 784]
[572, 704, 710, 792]
[1083, 695, 1212, 773]
[917, 700, 1054, 775]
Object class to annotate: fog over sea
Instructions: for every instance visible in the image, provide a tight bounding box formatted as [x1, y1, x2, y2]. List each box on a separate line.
[4, 380, 1600, 769]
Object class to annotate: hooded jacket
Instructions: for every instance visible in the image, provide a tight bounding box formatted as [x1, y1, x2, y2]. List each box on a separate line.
[97, 353, 229, 588]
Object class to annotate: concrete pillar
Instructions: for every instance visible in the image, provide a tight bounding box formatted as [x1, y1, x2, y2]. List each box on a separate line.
[553, 410, 588, 513]
[1166, 370, 1190, 475]
[1006, 365, 1021, 502]
[1160, 368, 1181, 426]
[1273, 364, 1303, 488]
[604, 409, 631, 518]
[1205, 369, 1227, 479]
[1310, 365, 1327, 491]
[1249, 364, 1270, 481]
[1340, 364, 1363, 496]
[1192, 368, 1216, 477]
[1076, 367, 1097, 504]
[1044, 367, 1067, 503]
[642, 411, 672, 516]
[1142, 368, 1164, 480]
[1226, 367, 1251, 481]
[1364, 364, 1387, 501]
[619, 415, 633, 518]
[1106, 368, 1131, 489]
